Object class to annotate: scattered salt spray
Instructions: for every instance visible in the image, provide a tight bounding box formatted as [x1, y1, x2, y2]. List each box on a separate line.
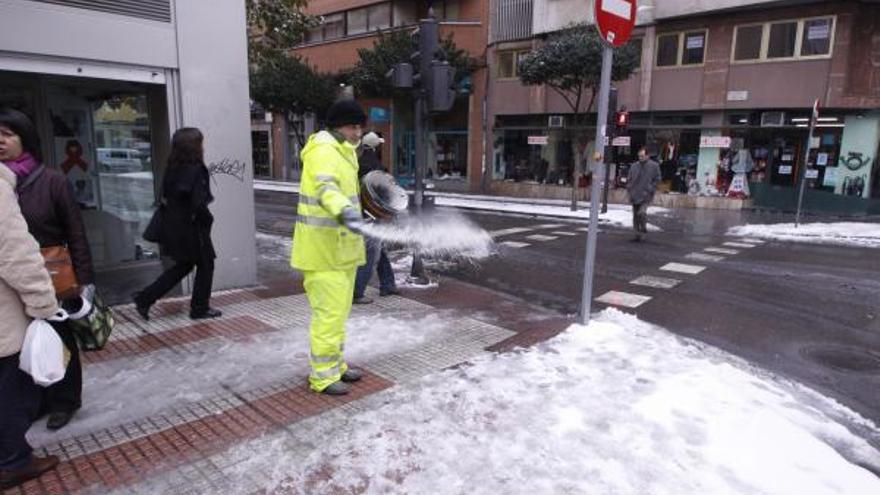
[361, 211, 494, 259]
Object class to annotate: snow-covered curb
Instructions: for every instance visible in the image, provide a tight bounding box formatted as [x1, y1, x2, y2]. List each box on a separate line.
[223, 309, 880, 495]
[728, 222, 880, 249]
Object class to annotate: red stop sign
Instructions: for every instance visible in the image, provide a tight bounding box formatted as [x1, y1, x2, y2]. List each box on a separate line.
[594, 0, 637, 47]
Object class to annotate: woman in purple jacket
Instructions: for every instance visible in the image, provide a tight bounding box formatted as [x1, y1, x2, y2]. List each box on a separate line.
[0, 108, 94, 431]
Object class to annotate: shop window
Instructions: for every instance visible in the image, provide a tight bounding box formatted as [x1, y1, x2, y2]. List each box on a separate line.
[767, 21, 797, 59]
[656, 33, 679, 67]
[251, 131, 271, 178]
[497, 50, 529, 79]
[733, 25, 763, 61]
[731, 16, 835, 63]
[393, 1, 417, 26]
[801, 17, 833, 56]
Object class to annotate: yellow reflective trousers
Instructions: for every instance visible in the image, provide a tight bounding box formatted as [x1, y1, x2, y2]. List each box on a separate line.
[303, 269, 356, 392]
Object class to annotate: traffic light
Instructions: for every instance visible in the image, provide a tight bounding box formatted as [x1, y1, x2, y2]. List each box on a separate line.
[429, 61, 456, 112]
[615, 108, 630, 132]
[385, 13, 456, 113]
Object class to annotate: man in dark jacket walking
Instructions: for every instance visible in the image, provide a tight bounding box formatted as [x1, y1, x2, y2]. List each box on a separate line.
[627, 147, 661, 242]
[353, 132, 398, 304]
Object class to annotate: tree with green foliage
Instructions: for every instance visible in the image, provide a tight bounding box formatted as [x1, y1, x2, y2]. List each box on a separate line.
[517, 23, 640, 126]
[246, 0, 316, 63]
[347, 29, 477, 98]
[250, 54, 338, 147]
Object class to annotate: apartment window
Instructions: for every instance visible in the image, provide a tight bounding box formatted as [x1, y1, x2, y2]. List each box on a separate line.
[629, 38, 643, 69]
[767, 21, 797, 59]
[436, 0, 461, 21]
[733, 25, 762, 61]
[346, 3, 391, 35]
[497, 50, 529, 79]
[393, 2, 417, 26]
[732, 16, 834, 62]
[656, 31, 706, 67]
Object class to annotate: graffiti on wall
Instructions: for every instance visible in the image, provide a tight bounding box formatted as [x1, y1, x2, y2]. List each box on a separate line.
[208, 158, 247, 183]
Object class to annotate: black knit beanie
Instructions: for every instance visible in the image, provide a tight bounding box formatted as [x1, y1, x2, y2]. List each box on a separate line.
[326, 99, 367, 128]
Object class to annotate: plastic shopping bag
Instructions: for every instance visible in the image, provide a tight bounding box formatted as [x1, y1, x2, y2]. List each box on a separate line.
[19, 312, 70, 387]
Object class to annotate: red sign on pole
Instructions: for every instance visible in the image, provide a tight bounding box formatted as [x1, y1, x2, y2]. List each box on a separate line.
[594, 0, 637, 47]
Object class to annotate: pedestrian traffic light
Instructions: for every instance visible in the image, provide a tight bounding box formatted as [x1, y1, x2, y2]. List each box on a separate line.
[615, 108, 630, 131]
[429, 61, 456, 113]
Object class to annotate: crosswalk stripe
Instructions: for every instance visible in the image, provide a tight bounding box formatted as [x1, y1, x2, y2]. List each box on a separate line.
[704, 247, 739, 255]
[686, 252, 725, 262]
[525, 234, 558, 241]
[723, 242, 756, 248]
[595, 291, 652, 308]
[630, 275, 681, 289]
[535, 224, 564, 229]
[500, 241, 530, 248]
[551, 231, 579, 236]
[739, 238, 766, 244]
[489, 227, 536, 237]
[660, 262, 706, 274]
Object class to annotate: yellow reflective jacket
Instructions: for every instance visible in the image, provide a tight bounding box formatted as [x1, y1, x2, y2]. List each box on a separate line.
[290, 131, 366, 271]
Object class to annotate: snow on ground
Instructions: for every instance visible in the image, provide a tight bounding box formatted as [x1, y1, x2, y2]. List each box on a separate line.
[225, 309, 880, 495]
[728, 222, 880, 248]
[26, 310, 458, 447]
[434, 196, 663, 231]
[256, 232, 293, 262]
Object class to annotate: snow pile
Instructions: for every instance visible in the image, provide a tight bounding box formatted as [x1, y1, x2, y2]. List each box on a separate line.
[363, 210, 495, 259]
[728, 222, 880, 248]
[228, 309, 880, 495]
[26, 311, 457, 446]
[435, 196, 662, 231]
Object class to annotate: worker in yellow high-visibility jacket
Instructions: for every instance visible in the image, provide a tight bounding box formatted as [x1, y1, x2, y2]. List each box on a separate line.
[291, 99, 368, 395]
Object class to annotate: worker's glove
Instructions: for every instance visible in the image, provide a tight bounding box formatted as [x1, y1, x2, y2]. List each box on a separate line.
[339, 207, 365, 235]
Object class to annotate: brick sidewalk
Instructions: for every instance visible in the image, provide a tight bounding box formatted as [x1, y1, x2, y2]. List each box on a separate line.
[5, 279, 569, 495]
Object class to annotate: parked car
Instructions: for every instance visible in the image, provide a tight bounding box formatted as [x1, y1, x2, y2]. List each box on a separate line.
[97, 148, 142, 173]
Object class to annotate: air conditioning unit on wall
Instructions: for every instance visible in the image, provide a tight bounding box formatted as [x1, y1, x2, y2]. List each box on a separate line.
[760, 111, 786, 127]
[548, 115, 565, 128]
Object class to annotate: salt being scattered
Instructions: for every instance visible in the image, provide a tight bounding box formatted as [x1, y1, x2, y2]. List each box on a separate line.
[362, 210, 495, 259]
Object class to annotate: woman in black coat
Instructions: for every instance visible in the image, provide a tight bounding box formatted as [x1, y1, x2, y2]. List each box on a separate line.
[134, 127, 220, 321]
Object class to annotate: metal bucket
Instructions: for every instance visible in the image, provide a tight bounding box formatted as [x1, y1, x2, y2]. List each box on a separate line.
[360, 170, 409, 220]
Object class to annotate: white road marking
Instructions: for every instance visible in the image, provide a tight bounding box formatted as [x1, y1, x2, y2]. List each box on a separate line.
[489, 227, 536, 237]
[576, 227, 591, 232]
[630, 275, 681, 289]
[660, 262, 706, 275]
[739, 238, 766, 244]
[704, 247, 739, 255]
[525, 234, 559, 241]
[723, 242, 756, 248]
[551, 231, 579, 236]
[686, 252, 726, 262]
[595, 291, 652, 308]
[500, 241, 530, 248]
[535, 224, 565, 229]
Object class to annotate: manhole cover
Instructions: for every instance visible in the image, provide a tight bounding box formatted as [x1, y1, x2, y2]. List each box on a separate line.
[801, 345, 880, 374]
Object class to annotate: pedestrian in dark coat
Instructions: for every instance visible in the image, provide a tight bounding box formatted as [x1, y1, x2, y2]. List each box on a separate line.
[627, 147, 661, 242]
[134, 127, 220, 320]
[0, 108, 94, 431]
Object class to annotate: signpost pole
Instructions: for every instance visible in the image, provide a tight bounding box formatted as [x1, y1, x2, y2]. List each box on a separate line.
[580, 45, 613, 325]
[795, 99, 819, 228]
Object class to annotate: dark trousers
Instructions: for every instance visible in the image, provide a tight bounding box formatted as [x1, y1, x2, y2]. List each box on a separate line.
[137, 258, 215, 312]
[43, 322, 81, 414]
[354, 237, 397, 298]
[632, 203, 648, 236]
[0, 354, 41, 470]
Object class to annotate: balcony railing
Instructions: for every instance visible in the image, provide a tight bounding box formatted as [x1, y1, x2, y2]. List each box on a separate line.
[492, 0, 534, 43]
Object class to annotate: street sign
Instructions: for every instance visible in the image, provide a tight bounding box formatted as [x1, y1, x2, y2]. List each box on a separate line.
[528, 135, 549, 146]
[612, 136, 631, 147]
[700, 136, 732, 148]
[594, 0, 637, 47]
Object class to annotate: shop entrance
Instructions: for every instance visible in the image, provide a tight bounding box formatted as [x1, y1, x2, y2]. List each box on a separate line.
[1, 70, 172, 304]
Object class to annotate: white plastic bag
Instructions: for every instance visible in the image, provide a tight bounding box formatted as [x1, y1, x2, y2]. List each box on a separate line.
[19, 311, 70, 387]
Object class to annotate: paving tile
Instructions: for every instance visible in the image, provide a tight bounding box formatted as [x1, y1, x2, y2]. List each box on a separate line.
[630, 275, 681, 289]
[660, 262, 706, 275]
[595, 291, 652, 308]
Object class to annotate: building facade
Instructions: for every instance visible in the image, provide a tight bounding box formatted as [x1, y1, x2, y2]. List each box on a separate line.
[487, 0, 880, 213]
[278, 0, 490, 192]
[1, 0, 258, 303]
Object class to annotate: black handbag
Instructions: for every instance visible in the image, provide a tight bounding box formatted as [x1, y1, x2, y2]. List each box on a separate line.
[143, 204, 165, 243]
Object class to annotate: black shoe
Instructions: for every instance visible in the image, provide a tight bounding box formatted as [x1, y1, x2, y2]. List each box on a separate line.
[190, 308, 222, 320]
[0, 455, 59, 489]
[133, 294, 151, 321]
[341, 369, 363, 383]
[46, 411, 74, 431]
[379, 289, 400, 297]
[352, 296, 373, 305]
[320, 381, 350, 395]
